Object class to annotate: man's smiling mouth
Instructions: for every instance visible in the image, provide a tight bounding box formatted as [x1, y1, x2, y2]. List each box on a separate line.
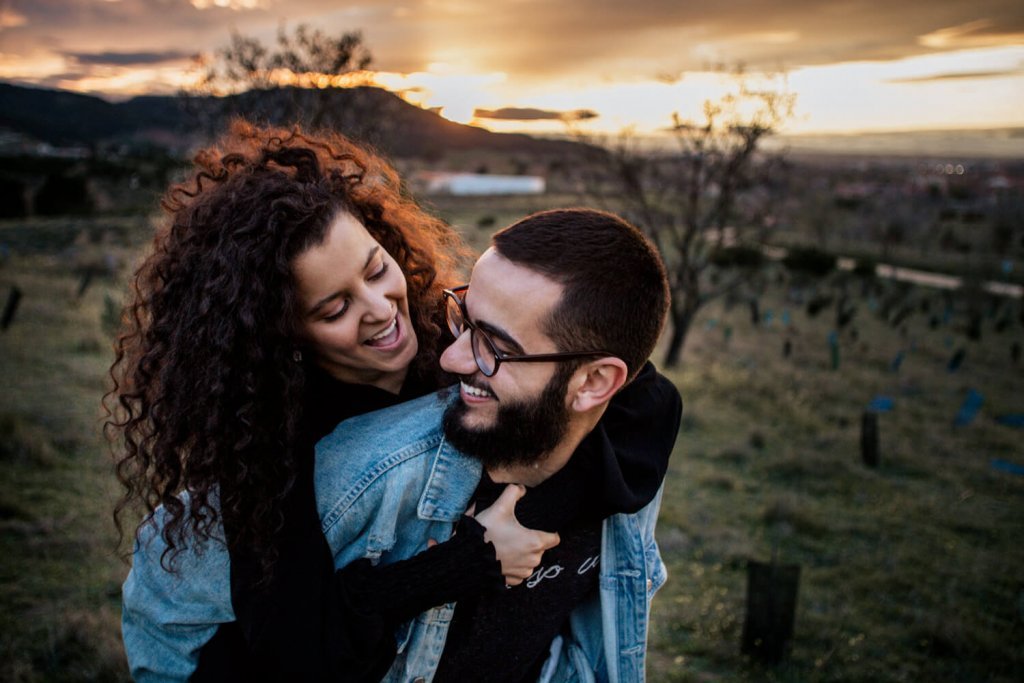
[460, 380, 495, 400]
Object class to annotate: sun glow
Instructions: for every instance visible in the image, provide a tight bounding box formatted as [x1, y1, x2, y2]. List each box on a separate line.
[0, 55, 66, 80]
[786, 46, 1024, 133]
[416, 45, 1024, 137]
[373, 64, 506, 124]
[0, 6, 26, 28]
[60, 66, 199, 97]
[189, 0, 266, 10]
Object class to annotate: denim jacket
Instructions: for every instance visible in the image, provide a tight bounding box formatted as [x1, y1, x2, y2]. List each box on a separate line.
[316, 390, 668, 683]
[122, 389, 666, 682]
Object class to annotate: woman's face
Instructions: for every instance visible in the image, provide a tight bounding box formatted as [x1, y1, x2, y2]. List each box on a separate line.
[292, 210, 418, 393]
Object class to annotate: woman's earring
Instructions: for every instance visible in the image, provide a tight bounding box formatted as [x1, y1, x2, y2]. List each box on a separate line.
[293, 349, 303, 362]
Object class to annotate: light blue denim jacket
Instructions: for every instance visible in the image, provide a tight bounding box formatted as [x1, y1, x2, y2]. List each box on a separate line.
[316, 390, 667, 683]
[122, 389, 666, 682]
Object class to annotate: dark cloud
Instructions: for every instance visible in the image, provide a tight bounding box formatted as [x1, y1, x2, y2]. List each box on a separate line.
[65, 50, 192, 66]
[474, 107, 598, 121]
[2, 0, 1023, 91]
[887, 67, 1024, 83]
[450, 0, 1024, 77]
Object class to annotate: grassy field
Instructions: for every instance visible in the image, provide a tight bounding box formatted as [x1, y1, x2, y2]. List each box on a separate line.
[647, 282, 1024, 682]
[0, 218, 143, 681]
[1, 212, 1022, 681]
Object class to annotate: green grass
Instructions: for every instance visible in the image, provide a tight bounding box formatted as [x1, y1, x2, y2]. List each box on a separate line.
[648, 280, 1024, 682]
[0, 231, 137, 681]
[1, 215, 1022, 681]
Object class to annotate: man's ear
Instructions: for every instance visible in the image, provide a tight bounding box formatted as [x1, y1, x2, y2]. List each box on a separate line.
[569, 357, 629, 413]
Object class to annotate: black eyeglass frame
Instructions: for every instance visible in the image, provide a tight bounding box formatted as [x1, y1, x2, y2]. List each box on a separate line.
[442, 285, 612, 377]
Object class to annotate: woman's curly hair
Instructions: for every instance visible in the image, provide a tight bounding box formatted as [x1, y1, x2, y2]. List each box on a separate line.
[106, 120, 469, 577]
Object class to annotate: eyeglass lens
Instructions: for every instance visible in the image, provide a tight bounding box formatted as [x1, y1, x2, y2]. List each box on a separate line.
[471, 331, 497, 376]
[445, 295, 463, 338]
[444, 290, 500, 376]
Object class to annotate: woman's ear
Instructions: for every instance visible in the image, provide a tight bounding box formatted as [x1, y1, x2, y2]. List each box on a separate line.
[569, 357, 629, 413]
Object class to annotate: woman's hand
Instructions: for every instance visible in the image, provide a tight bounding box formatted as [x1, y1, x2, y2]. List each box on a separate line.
[472, 484, 560, 587]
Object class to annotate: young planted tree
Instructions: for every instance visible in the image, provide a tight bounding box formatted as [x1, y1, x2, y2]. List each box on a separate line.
[572, 79, 795, 367]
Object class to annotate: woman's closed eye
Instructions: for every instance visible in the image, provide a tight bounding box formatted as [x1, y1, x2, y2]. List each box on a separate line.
[323, 300, 350, 322]
[321, 263, 388, 322]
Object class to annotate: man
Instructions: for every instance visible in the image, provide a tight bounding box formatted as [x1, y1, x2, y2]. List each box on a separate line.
[317, 208, 682, 681]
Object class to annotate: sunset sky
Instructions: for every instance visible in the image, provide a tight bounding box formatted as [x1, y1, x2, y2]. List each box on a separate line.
[1, 0, 1023, 136]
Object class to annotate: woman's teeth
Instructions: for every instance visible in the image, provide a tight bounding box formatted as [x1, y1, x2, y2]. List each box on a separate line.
[367, 318, 397, 343]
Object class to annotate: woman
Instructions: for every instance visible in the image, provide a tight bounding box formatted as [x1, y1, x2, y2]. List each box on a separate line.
[108, 121, 556, 681]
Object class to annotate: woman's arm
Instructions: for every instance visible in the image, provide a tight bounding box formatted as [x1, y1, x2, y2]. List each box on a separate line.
[339, 484, 559, 628]
[121, 511, 234, 682]
[228, 482, 557, 681]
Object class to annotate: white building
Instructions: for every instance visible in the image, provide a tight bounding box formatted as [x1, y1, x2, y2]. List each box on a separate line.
[419, 172, 545, 196]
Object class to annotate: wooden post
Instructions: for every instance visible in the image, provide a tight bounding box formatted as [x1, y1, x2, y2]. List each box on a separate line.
[742, 560, 801, 664]
[947, 348, 966, 373]
[861, 411, 880, 468]
[1, 285, 22, 331]
[76, 269, 94, 299]
[967, 312, 982, 341]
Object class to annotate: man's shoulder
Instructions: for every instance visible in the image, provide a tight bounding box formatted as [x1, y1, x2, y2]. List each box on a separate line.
[634, 361, 682, 408]
[612, 361, 682, 437]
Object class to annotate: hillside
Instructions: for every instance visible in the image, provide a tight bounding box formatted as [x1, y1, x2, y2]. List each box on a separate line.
[0, 81, 583, 159]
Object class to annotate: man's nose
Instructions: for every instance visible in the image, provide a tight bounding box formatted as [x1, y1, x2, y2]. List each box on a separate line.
[440, 329, 477, 375]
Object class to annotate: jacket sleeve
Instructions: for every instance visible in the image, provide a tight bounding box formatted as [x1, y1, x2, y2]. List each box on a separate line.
[339, 515, 502, 626]
[121, 510, 233, 682]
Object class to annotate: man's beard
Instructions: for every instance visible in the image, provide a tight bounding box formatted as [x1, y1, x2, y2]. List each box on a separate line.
[442, 369, 572, 469]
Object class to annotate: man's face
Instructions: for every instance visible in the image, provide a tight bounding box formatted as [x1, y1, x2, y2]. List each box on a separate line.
[439, 248, 573, 467]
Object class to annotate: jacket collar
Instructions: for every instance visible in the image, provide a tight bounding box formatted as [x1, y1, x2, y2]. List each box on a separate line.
[417, 430, 483, 522]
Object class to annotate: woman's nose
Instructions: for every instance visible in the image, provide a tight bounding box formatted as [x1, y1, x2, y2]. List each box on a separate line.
[362, 286, 394, 322]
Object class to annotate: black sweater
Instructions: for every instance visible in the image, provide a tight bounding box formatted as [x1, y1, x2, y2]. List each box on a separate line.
[192, 362, 680, 681]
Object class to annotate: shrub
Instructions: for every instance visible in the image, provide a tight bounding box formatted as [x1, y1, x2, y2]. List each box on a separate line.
[35, 174, 94, 216]
[782, 246, 836, 277]
[852, 257, 877, 278]
[710, 245, 764, 269]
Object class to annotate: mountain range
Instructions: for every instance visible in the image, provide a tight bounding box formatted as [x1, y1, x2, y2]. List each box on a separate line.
[3, 81, 1021, 161]
[0, 81, 581, 159]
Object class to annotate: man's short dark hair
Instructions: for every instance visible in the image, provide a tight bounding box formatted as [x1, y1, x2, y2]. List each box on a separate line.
[491, 208, 670, 377]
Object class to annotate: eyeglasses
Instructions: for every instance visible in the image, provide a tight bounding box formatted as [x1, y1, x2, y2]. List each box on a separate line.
[443, 285, 611, 377]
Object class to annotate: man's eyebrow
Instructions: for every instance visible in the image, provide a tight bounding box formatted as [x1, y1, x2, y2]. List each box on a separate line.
[474, 318, 525, 355]
[308, 246, 380, 316]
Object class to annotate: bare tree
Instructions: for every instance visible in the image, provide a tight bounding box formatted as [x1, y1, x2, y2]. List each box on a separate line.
[571, 78, 795, 367]
[184, 24, 388, 140]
